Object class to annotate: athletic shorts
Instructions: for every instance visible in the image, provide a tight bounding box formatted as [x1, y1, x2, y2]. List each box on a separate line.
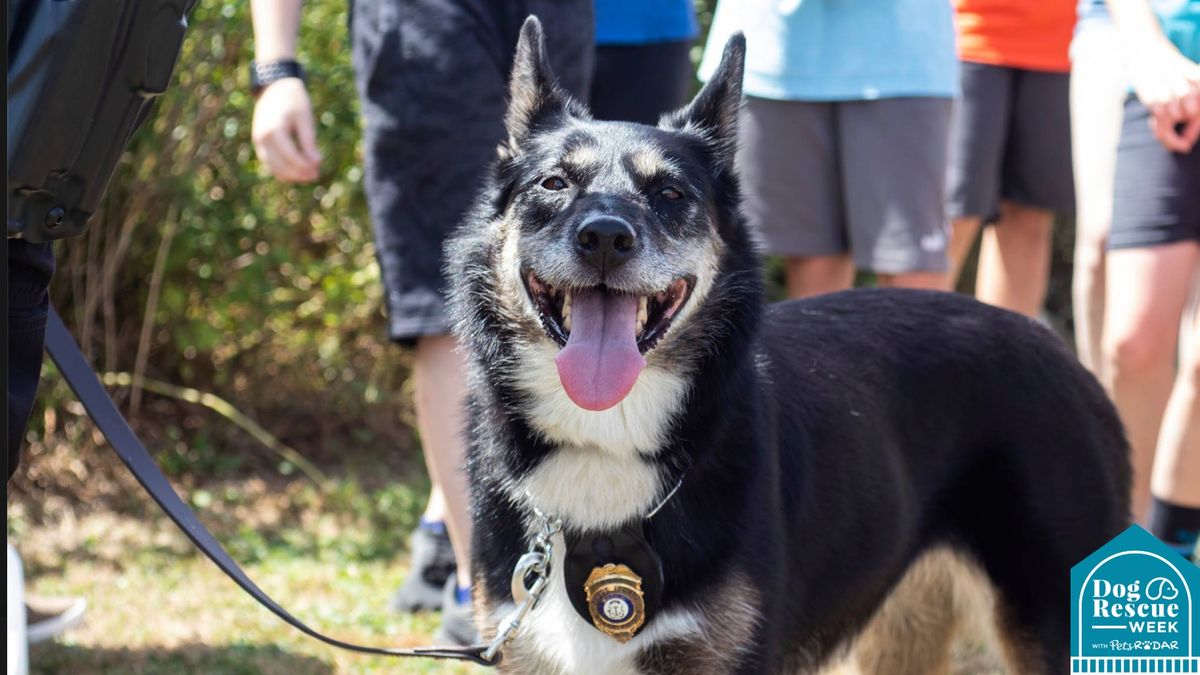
[350, 0, 593, 342]
[1109, 97, 1200, 251]
[591, 40, 694, 125]
[947, 62, 1075, 222]
[737, 95, 952, 274]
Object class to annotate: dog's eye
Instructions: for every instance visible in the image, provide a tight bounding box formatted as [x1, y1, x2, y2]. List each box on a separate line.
[658, 186, 684, 201]
[541, 176, 569, 191]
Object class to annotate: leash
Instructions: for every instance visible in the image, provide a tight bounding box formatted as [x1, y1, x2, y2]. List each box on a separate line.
[43, 306, 499, 667]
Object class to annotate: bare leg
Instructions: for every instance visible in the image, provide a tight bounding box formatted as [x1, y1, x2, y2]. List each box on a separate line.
[975, 201, 1054, 317]
[1070, 29, 1126, 376]
[785, 254, 855, 299]
[949, 216, 982, 286]
[420, 484, 448, 524]
[876, 271, 950, 292]
[1152, 292, 1200, 508]
[1103, 242, 1200, 521]
[414, 334, 473, 589]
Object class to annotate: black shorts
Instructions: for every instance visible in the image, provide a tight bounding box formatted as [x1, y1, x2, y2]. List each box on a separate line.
[350, 0, 594, 342]
[590, 40, 694, 125]
[946, 62, 1075, 222]
[1109, 97, 1200, 251]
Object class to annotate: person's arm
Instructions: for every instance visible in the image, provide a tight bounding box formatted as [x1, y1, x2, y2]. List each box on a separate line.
[1108, 0, 1200, 152]
[250, 0, 322, 182]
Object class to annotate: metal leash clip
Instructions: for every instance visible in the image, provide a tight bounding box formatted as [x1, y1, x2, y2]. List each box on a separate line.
[481, 510, 562, 663]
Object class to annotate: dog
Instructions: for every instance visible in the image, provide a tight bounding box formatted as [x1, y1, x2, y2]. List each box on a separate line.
[446, 18, 1130, 674]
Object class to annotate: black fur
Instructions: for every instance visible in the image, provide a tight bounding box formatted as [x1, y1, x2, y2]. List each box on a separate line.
[447, 17, 1130, 674]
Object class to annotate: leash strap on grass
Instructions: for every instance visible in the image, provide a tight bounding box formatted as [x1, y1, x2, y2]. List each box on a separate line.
[44, 306, 498, 667]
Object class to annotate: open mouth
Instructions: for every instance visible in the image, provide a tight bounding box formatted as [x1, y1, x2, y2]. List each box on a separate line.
[523, 271, 694, 354]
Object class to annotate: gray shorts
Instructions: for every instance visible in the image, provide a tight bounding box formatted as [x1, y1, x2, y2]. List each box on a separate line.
[947, 62, 1075, 222]
[737, 96, 952, 274]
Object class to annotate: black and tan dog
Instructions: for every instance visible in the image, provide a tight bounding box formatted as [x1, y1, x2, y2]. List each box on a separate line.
[446, 18, 1130, 674]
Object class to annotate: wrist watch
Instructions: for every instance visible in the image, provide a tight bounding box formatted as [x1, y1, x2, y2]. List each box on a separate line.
[249, 59, 307, 96]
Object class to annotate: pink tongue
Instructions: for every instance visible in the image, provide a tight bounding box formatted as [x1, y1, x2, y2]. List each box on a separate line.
[554, 289, 646, 411]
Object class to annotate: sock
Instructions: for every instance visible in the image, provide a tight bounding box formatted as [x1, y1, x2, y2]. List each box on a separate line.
[418, 517, 447, 536]
[455, 584, 472, 606]
[1148, 497, 1200, 558]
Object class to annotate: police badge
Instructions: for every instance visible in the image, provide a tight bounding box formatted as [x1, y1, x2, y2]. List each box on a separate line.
[583, 563, 647, 643]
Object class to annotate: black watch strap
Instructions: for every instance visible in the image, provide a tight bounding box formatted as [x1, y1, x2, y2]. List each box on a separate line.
[250, 59, 306, 95]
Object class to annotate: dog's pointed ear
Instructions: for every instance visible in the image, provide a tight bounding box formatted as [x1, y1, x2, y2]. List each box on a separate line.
[505, 16, 574, 154]
[660, 32, 745, 168]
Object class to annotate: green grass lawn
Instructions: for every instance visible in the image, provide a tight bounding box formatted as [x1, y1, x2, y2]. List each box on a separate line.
[9, 435, 1004, 674]
[10, 442, 482, 675]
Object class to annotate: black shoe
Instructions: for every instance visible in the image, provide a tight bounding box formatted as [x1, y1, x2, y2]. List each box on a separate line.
[391, 524, 456, 613]
[433, 577, 481, 646]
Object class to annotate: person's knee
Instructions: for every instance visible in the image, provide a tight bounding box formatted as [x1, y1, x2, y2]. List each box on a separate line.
[1104, 326, 1174, 384]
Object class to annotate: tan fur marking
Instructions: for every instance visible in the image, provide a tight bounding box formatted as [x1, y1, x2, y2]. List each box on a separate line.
[629, 149, 669, 179]
[829, 548, 1014, 675]
[563, 145, 601, 171]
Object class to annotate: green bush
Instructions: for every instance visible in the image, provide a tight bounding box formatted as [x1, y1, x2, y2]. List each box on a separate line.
[42, 0, 414, 476]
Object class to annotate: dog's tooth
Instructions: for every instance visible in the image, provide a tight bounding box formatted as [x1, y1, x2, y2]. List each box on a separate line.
[564, 313, 572, 332]
[563, 291, 572, 332]
[636, 318, 645, 336]
[637, 296, 648, 324]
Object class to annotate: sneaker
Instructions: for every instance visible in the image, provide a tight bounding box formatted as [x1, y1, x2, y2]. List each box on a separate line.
[391, 522, 457, 613]
[25, 594, 87, 644]
[433, 577, 481, 646]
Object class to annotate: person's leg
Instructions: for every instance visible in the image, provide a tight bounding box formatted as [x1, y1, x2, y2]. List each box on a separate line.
[975, 201, 1054, 316]
[412, 334, 473, 591]
[949, 217, 982, 283]
[1103, 243, 1198, 521]
[980, 68, 1074, 317]
[876, 272, 950, 290]
[738, 97, 850, 298]
[1106, 95, 1200, 523]
[1069, 21, 1127, 376]
[8, 240, 55, 478]
[590, 40, 694, 124]
[946, 63, 1012, 283]
[1150, 300, 1200, 556]
[785, 255, 856, 298]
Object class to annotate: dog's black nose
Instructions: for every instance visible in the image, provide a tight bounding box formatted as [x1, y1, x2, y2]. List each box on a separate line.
[576, 216, 637, 270]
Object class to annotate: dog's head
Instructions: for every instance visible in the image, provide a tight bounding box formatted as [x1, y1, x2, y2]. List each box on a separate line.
[449, 18, 761, 453]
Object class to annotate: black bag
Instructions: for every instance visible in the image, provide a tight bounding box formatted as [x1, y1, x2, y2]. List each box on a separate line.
[7, 0, 196, 243]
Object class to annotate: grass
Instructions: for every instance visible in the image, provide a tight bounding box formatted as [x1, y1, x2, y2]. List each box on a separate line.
[9, 414, 482, 675]
[9, 399, 1006, 674]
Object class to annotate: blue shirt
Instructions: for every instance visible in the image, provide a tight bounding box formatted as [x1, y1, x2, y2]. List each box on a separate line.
[1157, 0, 1200, 62]
[699, 0, 958, 101]
[595, 0, 699, 46]
[1077, 0, 1110, 25]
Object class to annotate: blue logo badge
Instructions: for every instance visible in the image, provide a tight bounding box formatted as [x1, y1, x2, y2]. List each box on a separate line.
[1072, 525, 1199, 672]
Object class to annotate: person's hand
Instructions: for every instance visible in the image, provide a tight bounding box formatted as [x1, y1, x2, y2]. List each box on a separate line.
[1128, 39, 1200, 153]
[251, 78, 323, 182]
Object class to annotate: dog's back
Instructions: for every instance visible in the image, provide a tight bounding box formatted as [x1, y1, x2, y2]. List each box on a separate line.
[760, 288, 1130, 673]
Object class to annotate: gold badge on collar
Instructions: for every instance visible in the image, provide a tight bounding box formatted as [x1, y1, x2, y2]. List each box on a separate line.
[583, 563, 646, 643]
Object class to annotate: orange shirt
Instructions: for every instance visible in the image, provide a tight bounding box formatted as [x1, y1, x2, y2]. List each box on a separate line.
[953, 0, 1077, 72]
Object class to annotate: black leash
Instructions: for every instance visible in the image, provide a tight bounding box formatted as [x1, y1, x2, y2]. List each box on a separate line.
[43, 306, 498, 667]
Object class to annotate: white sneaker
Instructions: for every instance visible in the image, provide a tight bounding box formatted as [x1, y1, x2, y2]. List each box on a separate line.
[25, 594, 87, 644]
